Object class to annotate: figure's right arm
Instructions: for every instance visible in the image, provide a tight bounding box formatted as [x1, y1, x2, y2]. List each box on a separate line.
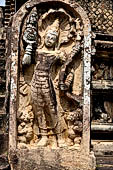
[22, 44, 32, 65]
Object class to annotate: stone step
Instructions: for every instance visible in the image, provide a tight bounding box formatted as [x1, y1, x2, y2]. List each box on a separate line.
[0, 95, 5, 98]
[0, 109, 5, 115]
[0, 61, 6, 68]
[96, 156, 113, 170]
[0, 40, 5, 43]
[97, 166, 113, 170]
[0, 70, 6, 80]
[0, 57, 6, 60]
[0, 113, 8, 156]
[96, 156, 113, 165]
[0, 80, 6, 94]
[4, 18, 10, 23]
[0, 155, 10, 170]
[0, 43, 5, 48]
[5, 1, 10, 5]
[0, 113, 6, 129]
[0, 48, 5, 51]
[0, 39, 5, 42]
[0, 50, 5, 57]
[92, 140, 113, 156]
[0, 133, 8, 155]
[4, 14, 10, 19]
[5, 6, 11, 11]
[0, 95, 5, 108]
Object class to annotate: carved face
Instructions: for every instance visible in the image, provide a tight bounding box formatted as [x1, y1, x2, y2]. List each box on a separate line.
[44, 31, 58, 48]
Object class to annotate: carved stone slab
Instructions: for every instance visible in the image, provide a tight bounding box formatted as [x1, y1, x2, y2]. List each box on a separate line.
[6, 0, 96, 169]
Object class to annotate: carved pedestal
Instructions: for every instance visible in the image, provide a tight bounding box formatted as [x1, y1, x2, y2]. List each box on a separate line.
[9, 148, 95, 170]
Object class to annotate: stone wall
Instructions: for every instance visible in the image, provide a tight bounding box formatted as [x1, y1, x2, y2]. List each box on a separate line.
[4, 0, 113, 32]
[0, 7, 10, 170]
[74, 0, 113, 34]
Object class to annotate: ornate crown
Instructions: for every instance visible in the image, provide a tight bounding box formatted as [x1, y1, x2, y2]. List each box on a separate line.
[45, 19, 60, 36]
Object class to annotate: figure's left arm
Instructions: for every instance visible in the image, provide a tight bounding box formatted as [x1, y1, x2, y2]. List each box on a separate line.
[22, 8, 38, 66]
[59, 41, 81, 91]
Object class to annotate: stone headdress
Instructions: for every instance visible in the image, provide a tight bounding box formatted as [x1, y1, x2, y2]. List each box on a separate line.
[38, 8, 82, 49]
[45, 19, 60, 37]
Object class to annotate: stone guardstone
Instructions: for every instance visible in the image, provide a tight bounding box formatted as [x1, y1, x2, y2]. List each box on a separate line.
[6, 0, 96, 169]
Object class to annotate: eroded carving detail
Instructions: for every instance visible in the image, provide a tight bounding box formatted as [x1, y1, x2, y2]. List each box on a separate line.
[17, 80, 34, 148]
[92, 57, 113, 124]
[18, 6, 83, 148]
[92, 96, 113, 123]
[92, 62, 113, 81]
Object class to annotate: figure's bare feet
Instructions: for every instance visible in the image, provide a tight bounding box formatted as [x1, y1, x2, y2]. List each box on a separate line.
[49, 135, 58, 149]
[37, 136, 48, 147]
[58, 139, 67, 148]
[57, 134, 67, 148]
[66, 138, 74, 146]
[18, 142, 28, 149]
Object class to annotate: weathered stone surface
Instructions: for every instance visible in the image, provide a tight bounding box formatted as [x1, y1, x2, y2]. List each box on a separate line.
[0, 7, 10, 170]
[91, 123, 113, 132]
[9, 148, 95, 170]
[92, 80, 113, 90]
[1, 0, 113, 170]
[0, 155, 10, 170]
[7, 0, 95, 169]
[69, 0, 113, 34]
